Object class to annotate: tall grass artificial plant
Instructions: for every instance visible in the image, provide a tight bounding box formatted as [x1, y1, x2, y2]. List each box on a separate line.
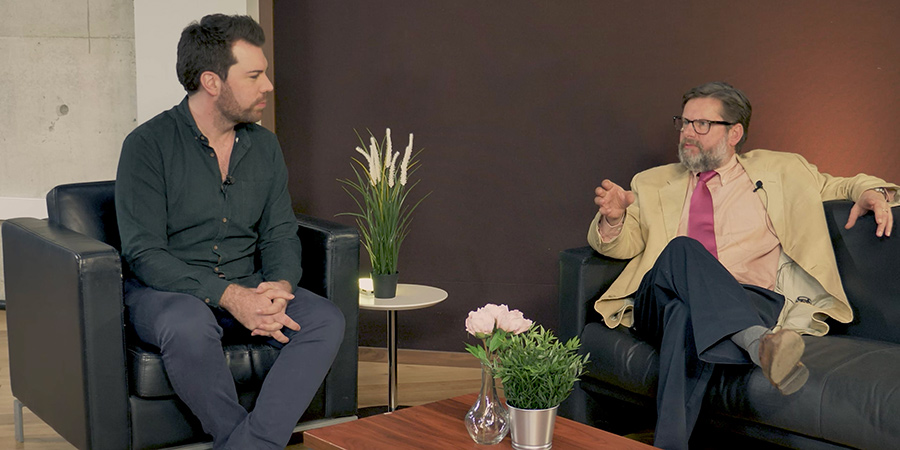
[338, 128, 428, 276]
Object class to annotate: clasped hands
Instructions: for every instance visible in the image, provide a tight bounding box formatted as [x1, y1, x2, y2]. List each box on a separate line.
[220, 280, 299, 344]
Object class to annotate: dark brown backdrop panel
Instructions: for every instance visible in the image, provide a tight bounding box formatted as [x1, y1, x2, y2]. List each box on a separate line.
[273, 1, 900, 351]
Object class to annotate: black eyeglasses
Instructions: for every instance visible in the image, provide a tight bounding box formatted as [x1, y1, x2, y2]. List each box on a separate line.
[673, 116, 734, 135]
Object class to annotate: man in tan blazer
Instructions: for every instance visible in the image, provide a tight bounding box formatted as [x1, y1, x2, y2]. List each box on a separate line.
[588, 82, 898, 450]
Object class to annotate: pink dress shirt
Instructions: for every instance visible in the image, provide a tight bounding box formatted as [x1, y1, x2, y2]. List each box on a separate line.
[675, 155, 781, 289]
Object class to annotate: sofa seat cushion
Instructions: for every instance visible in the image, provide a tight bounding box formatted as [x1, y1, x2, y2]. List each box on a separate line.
[128, 340, 279, 399]
[581, 323, 900, 449]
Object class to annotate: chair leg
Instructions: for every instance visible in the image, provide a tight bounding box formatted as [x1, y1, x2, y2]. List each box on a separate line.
[14, 398, 24, 443]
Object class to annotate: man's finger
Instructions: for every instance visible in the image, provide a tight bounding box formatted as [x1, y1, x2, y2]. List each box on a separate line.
[844, 207, 860, 229]
[886, 210, 893, 237]
[271, 331, 289, 344]
[253, 319, 285, 332]
[258, 297, 287, 315]
[277, 313, 301, 331]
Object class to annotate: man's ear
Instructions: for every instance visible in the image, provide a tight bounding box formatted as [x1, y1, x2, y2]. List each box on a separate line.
[728, 123, 744, 147]
[199, 71, 221, 96]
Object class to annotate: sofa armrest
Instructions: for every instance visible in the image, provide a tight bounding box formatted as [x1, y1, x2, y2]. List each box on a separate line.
[294, 213, 360, 417]
[824, 200, 900, 344]
[558, 246, 629, 343]
[2, 218, 129, 449]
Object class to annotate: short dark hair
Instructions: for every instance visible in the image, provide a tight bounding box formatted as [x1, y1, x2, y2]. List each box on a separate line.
[682, 82, 752, 151]
[176, 14, 265, 93]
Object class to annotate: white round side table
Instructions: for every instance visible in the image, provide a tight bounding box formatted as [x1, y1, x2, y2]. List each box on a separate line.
[359, 284, 448, 414]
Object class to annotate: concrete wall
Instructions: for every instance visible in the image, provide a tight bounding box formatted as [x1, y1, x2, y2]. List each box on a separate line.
[0, 0, 136, 299]
[0, 0, 258, 299]
[1, 0, 135, 204]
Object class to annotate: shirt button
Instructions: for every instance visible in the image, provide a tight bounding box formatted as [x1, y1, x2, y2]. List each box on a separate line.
[222, 217, 228, 223]
[214, 267, 219, 272]
[235, 137, 240, 142]
[209, 152, 215, 157]
[204, 298, 210, 303]
[213, 245, 218, 250]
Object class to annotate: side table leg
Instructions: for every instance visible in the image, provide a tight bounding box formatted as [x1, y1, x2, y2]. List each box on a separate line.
[387, 310, 399, 411]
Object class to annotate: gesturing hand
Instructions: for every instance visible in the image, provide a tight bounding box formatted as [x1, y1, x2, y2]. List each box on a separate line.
[220, 282, 300, 344]
[845, 189, 893, 238]
[594, 179, 636, 225]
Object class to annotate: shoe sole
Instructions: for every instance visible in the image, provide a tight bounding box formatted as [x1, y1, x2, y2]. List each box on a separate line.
[762, 330, 808, 395]
[777, 362, 809, 395]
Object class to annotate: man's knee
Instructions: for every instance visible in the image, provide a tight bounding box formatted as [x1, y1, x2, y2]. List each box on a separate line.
[287, 291, 345, 341]
[310, 297, 346, 339]
[667, 236, 706, 253]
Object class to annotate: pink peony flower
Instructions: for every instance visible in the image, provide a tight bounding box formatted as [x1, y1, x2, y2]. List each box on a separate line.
[466, 309, 496, 337]
[496, 309, 533, 334]
[481, 303, 509, 319]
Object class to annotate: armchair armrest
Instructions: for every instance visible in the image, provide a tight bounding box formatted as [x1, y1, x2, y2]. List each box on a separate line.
[558, 246, 629, 343]
[2, 218, 129, 449]
[294, 213, 360, 417]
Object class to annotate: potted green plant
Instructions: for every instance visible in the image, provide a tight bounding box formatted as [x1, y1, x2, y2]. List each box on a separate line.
[339, 128, 428, 297]
[492, 325, 589, 450]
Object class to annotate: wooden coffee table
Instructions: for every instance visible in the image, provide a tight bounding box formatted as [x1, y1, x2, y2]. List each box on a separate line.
[303, 393, 654, 449]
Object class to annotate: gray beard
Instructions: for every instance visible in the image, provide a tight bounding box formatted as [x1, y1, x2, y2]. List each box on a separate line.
[678, 138, 729, 172]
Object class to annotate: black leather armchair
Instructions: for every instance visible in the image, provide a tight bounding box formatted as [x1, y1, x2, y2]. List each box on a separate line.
[1, 181, 360, 449]
[558, 201, 900, 449]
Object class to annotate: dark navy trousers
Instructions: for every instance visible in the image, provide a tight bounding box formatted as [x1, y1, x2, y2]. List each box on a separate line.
[124, 279, 345, 450]
[631, 237, 783, 450]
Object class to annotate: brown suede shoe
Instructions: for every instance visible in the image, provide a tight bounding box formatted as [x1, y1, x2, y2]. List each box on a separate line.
[758, 329, 809, 395]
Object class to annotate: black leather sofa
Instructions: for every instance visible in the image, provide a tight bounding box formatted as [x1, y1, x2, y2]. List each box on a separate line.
[1, 181, 360, 449]
[558, 200, 900, 449]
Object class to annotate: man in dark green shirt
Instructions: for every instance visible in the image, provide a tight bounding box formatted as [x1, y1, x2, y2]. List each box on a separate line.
[116, 14, 344, 449]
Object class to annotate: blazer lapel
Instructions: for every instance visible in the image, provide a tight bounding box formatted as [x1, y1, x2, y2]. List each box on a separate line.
[659, 170, 690, 239]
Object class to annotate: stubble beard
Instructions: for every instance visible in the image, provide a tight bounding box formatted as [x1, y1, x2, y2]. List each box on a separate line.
[217, 82, 264, 125]
[678, 136, 729, 173]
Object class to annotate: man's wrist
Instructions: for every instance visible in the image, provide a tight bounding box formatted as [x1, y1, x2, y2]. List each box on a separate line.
[601, 215, 625, 229]
[219, 284, 241, 310]
[871, 187, 891, 202]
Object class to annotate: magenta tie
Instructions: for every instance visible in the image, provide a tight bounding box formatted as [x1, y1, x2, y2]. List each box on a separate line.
[688, 171, 718, 258]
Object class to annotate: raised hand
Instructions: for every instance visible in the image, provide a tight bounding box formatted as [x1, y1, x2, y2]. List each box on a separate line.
[594, 179, 636, 225]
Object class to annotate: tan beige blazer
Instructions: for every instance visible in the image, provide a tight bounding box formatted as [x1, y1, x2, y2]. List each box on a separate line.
[588, 149, 899, 335]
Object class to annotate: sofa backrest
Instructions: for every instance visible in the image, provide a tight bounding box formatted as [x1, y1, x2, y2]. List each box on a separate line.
[824, 200, 900, 344]
[46, 180, 120, 251]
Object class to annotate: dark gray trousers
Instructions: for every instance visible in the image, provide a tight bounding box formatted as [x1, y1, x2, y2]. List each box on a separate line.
[631, 237, 783, 450]
[124, 279, 345, 449]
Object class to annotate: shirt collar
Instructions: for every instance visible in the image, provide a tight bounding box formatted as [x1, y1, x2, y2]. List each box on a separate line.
[174, 96, 205, 141]
[174, 95, 252, 146]
[692, 154, 741, 185]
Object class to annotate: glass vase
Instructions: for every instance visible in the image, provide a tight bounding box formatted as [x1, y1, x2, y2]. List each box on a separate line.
[465, 363, 509, 444]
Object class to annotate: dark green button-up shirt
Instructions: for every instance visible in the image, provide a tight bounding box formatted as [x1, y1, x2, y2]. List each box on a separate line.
[116, 97, 302, 307]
